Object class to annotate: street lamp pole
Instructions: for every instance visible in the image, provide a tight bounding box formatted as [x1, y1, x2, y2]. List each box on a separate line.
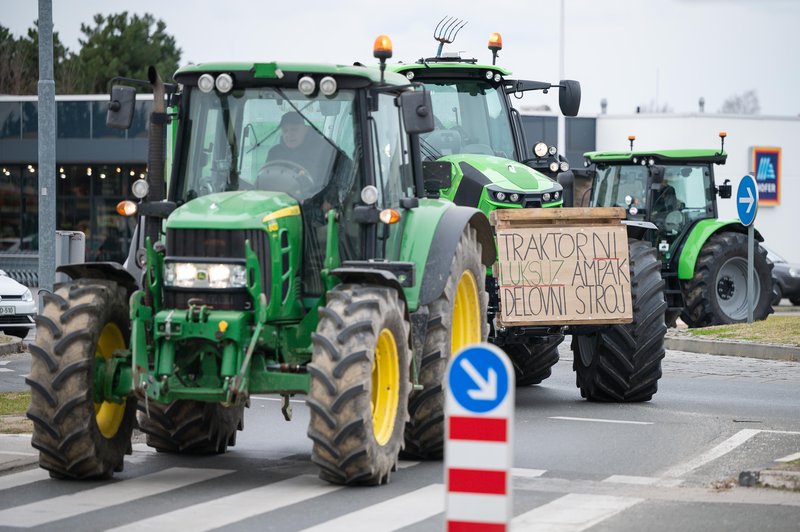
[37, 0, 56, 296]
[557, 0, 566, 161]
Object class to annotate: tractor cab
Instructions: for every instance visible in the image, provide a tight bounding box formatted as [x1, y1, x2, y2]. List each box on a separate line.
[584, 148, 728, 263]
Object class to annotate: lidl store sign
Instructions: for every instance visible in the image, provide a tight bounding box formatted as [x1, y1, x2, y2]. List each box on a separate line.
[752, 146, 781, 206]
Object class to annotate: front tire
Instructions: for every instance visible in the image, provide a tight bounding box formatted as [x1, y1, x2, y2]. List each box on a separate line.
[572, 239, 667, 402]
[505, 335, 563, 387]
[26, 280, 136, 479]
[307, 284, 411, 485]
[137, 401, 244, 454]
[403, 226, 487, 459]
[681, 232, 773, 327]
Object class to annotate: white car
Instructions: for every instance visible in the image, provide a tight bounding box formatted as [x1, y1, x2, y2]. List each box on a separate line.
[0, 269, 36, 338]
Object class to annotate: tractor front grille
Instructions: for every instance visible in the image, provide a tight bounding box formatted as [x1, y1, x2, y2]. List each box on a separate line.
[163, 228, 270, 310]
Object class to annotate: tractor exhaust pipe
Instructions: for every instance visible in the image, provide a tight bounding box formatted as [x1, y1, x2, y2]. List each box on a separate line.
[147, 66, 167, 203]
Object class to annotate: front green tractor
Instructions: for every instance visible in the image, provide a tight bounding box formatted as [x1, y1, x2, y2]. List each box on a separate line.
[582, 135, 773, 327]
[389, 27, 667, 404]
[26, 45, 495, 482]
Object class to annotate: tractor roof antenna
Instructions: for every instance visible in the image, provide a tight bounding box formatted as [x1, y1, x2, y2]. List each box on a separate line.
[718, 131, 727, 155]
[628, 135, 636, 151]
[434, 16, 467, 58]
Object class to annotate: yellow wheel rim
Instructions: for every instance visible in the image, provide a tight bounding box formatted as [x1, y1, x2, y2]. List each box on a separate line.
[452, 270, 481, 356]
[371, 328, 400, 446]
[94, 322, 127, 439]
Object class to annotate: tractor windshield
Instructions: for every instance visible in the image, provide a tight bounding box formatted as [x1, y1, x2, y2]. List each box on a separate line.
[175, 87, 360, 205]
[418, 79, 517, 160]
[592, 163, 715, 239]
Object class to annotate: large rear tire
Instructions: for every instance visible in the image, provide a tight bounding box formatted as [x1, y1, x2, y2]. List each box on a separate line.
[26, 280, 136, 479]
[307, 284, 410, 485]
[681, 232, 773, 327]
[505, 335, 563, 387]
[137, 401, 244, 454]
[402, 226, 487, 459]
[572, 239, 667, 402]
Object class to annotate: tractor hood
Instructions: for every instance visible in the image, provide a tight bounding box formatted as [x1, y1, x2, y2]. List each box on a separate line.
[443, 154, 557, 191]
[166, 191, 300, 230]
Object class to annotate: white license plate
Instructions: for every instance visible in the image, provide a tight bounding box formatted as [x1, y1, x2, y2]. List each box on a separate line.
[0, 306, 15, 316]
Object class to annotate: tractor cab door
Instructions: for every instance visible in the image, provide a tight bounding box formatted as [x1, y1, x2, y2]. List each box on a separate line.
[369, 92, 415, 261]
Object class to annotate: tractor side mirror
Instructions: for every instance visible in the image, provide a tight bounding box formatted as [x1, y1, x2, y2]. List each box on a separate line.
[558, 80, 581, 117]
[106, 85, 136, 130]
[422, 161, 453, 196]
[717, 179, 732, 198]
[400, 90, 435, 134]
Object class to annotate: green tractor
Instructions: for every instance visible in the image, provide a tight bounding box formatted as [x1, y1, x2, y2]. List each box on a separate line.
[578, 135, 773, 327]
[387, 26, 667, 405]
[26, 39, 495, 482]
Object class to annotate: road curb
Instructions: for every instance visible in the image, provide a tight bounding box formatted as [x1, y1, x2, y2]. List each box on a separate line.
[665, 335, 800, 362]
[0, 337, 25, 357]
[740, 469, 800, 491]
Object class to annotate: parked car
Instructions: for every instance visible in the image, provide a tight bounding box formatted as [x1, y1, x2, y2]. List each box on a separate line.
[765, 247, 800, 306]
[0, 269, 36, 338]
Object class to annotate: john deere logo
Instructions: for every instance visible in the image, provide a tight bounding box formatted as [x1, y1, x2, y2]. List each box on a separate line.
[197, 271, 207, 281]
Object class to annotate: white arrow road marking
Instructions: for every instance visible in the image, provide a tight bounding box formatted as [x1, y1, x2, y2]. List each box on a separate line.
[739, 185, 754, 214]
[460, 358, 497, 401]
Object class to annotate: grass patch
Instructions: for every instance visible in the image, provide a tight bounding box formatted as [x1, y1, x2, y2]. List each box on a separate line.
[688, 315, 800, 346]
[0, 392, 30, 416]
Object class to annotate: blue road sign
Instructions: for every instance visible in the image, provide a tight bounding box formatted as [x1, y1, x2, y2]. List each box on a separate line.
[736, 174, 759, 227]
[448, 345, 510, 413]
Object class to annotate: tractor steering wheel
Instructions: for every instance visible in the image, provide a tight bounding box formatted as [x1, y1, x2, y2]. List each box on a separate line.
[257, 159, 317, 199]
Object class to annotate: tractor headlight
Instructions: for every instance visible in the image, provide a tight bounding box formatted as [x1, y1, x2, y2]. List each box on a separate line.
[549, 162, 559, 172]
[548, 146, 558, 156]
[559, 161, 570, 172]
[131, 178, 149, 199]
[543, 192, 552, 202]
[495, 191, 507, 201]
[319, 76, 337, 96]
[198, 74, 215, 93]
[164, 262, 247, 289]
[553, 191, 561, 200]
[533, 142, 548, 158]
[215, 73, 234, 93]
[509, 193, 520, 203]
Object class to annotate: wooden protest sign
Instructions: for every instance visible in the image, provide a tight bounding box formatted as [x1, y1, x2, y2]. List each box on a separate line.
[491, 208, 633, 327]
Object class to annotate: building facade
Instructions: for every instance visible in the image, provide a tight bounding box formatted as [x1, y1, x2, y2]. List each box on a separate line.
[0, 95, 152, 283]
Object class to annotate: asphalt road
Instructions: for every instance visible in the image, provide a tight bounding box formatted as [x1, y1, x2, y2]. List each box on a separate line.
[1, 341, 799, 531]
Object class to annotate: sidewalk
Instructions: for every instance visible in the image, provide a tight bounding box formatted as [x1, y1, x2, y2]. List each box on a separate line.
[0, 433, 36, 473]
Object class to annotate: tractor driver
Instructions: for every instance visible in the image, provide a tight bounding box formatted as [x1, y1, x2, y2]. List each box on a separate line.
[266, 111, 335, 188]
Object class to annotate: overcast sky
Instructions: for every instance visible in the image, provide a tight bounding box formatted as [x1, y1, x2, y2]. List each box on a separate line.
[3, 0, 799, 117]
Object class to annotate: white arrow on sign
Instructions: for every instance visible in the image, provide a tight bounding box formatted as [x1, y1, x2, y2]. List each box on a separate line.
[739, 186, 754, 214]
[459, 358, 497, 401]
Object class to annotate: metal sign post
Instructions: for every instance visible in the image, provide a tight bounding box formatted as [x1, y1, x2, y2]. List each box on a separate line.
[736, 174, 759, 323]
[444, 343, 514, 531]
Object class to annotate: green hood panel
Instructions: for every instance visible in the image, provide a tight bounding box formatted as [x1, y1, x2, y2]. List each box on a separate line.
[167, 191, 299, 230]
[442, 154, 556, 191]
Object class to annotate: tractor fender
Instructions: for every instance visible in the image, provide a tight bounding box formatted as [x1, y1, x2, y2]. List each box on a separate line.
[418, 205, 494, 306]
[329, 267, 409, 320]
[621, 220, 658, 240]
[677, 219, 764, 280]
[56, 262, 140, 296]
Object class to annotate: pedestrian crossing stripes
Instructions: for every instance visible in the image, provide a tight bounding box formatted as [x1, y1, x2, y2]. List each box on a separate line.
[0, 467, 232, 528]
[109, 475, 341, 532]
[0, 463, 713, 531]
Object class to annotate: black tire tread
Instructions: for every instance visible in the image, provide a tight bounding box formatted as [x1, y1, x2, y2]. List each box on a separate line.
[572, 239, 667, 402]
[137, 400, 244, 454]
[403, 226, 488, 459]
[307, 284, 411, 485]
[681, 232, 773, 328]
[26, 279, 136, 479]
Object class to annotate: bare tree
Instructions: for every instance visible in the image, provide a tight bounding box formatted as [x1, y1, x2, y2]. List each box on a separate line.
[719, 90, 760, 114]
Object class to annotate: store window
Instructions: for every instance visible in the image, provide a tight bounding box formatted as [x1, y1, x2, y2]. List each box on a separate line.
[57, 101, 91, 139]
[0, 103, 21, 140]
[21, 102, 37, 139]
